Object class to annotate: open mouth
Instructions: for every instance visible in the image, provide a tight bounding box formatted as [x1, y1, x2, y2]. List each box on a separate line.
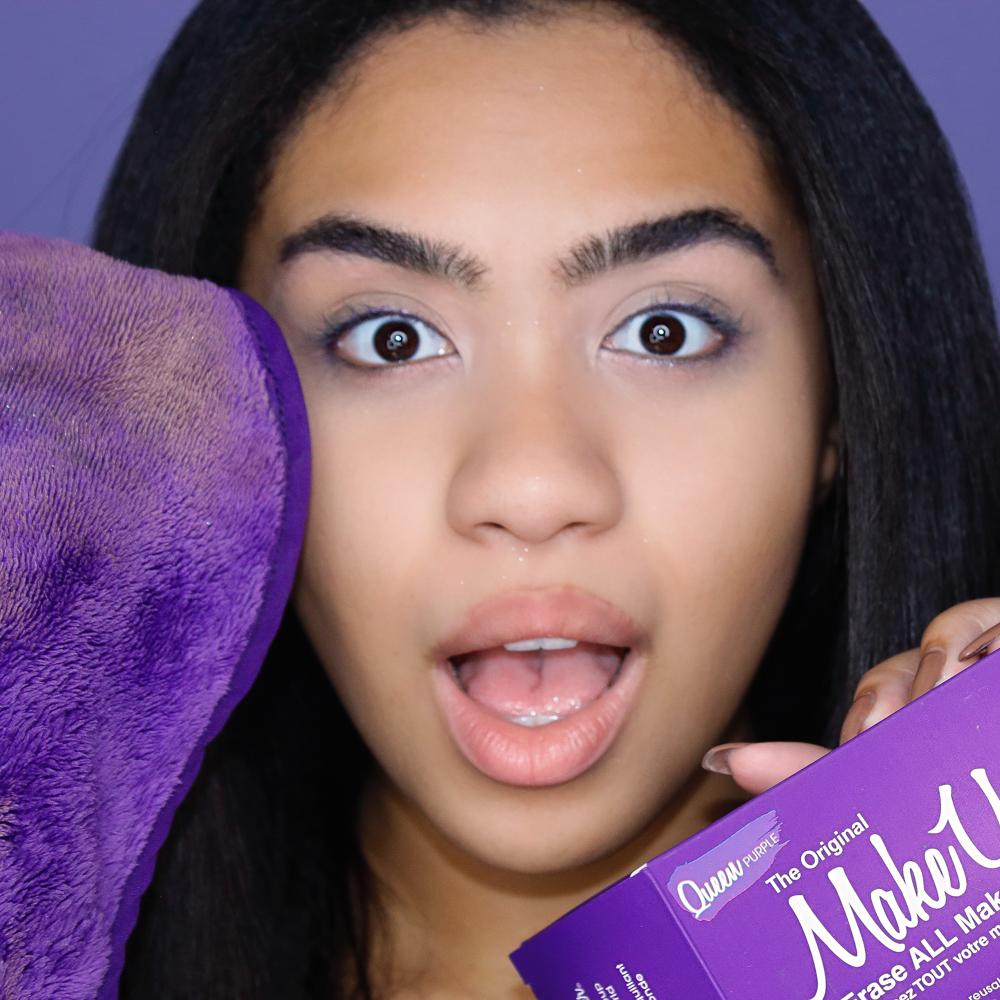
[447, 641, 630, 727]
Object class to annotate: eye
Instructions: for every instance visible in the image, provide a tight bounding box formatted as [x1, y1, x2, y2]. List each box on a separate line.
[320, 307, 454, 371]
[602, 302, 732, 365]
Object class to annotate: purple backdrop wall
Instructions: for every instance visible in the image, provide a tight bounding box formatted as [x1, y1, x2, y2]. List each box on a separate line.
[1, 1, 997, 307]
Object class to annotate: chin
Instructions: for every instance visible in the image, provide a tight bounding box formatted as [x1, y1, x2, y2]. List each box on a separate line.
[456, 823, 624, 876]
[430, 780, 658, 877]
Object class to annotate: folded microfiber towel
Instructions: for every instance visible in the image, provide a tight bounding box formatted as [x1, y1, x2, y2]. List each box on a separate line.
[0, 230, 310, 998]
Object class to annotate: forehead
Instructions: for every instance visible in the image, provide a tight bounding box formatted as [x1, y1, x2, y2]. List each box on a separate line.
[249, 8, 795, 274]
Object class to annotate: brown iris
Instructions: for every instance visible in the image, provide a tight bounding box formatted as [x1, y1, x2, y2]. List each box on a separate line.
[374, 319, 421, 362]
[641, 313, 686, 355]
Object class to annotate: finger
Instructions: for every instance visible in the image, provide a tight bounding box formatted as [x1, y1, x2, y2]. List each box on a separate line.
[958, 620, 1000, 660]
[911, 599, 1000, 698]
[839, 647, 921, 743]
[841, 600, 1000, 741]
[702, 741, 830, 796]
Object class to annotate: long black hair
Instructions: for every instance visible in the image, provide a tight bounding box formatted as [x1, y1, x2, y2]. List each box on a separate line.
[91, 1, 1000, 995]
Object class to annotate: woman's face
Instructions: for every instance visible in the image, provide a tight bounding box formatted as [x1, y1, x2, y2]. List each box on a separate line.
[239, 8, 837, 874]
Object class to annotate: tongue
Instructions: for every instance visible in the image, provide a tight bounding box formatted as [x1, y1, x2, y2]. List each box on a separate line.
[455, 641, 624, 721]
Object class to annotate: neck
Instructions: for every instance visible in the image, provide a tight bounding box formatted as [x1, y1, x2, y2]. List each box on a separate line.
[354, 709, 754, 999]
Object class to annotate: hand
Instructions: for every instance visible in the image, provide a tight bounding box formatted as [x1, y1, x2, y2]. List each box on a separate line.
[701, 599, 1000, 796]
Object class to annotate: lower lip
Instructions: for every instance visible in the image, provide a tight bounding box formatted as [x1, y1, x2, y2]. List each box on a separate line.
[430, 647, 646, 787]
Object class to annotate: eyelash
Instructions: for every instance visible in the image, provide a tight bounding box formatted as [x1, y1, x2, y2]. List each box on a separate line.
[316, 297, 745, 376]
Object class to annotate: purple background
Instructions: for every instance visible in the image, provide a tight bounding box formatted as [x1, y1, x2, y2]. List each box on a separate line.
[1, 2, 997, 307]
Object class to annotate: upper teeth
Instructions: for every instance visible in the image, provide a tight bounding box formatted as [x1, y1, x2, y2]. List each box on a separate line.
[502, 636, 579, 652]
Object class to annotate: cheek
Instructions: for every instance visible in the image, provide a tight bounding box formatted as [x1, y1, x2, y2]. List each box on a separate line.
[660, 402, 814, 583]
[291, 393, 446, 722]
[617, 362, 823, 690]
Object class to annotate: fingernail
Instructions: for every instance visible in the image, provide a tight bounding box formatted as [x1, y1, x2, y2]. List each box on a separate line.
[918, 647, 947, 692]
[958, 621, 1000, 661]
[701, 742, 748, 775]
[841, 689, 876, 741]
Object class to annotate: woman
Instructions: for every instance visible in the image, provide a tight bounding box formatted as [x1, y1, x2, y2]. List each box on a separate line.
[85, 0, 1000, 995]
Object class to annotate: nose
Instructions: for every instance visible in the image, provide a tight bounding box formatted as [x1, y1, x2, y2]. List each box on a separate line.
[445, 365, 624, 548]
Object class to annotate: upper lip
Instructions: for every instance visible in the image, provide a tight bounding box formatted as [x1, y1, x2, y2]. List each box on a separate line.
[432, 584, 647, 662]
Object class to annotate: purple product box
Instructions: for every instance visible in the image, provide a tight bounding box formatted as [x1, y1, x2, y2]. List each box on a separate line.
[510, 646, 1000, 1000]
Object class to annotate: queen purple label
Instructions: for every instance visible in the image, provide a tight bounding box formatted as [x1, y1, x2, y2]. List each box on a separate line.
[664, 809, 788, 921]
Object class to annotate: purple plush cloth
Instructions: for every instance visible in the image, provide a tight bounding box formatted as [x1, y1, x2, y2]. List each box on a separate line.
[0, 231, 310, 998]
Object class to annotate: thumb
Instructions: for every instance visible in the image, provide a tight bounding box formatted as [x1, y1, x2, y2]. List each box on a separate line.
[702, 741, 831, 796]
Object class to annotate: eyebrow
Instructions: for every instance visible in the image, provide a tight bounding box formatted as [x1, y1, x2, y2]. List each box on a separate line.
[276, 206, 783, 290]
